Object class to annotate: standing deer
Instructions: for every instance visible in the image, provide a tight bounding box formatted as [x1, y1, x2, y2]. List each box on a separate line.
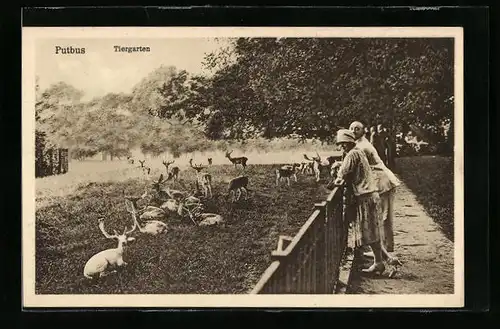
[142, 166, 151, 175]
[207, 158, 213, 166]
[189, 158, 213, 199]
[138, 160, 146, 169]
[276, 164, 300, 186]
[225, 150, 248, 169]
[83, 217, 137, 280]
[162, 159, 180, 182]
[303, 152, 330, 182]
[227, 175, 250, 202]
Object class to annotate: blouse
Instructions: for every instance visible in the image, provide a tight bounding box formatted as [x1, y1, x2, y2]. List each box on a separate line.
[336, 148, 378, 197]
[356, 136, 401, 193]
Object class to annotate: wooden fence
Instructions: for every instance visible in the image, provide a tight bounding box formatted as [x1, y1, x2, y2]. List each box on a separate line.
[35, 148, 69, 178]
[250, 185, 350, 294]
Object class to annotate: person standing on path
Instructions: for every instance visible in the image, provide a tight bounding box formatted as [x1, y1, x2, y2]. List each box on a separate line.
[333, 129, 386, 275]
[349, 121, 402, 268]
[371, 124, 388, 165]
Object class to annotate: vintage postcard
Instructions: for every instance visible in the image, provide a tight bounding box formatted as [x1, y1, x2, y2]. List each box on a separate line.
[22, 26, 464, 308]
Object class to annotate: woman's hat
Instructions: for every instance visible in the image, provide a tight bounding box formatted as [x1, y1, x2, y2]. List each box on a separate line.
[336, 129, 356, 144]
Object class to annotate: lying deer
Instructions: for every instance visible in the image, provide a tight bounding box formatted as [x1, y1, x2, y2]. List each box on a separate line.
[175, 198, 223, 226]
[227, 175, 250, 202]
[162, 159, 180, 182]
[276, 164, 300, 186]
[125, 199, 168, 235]
[126, 156, 134, 165]
[83, 217, 137, 280]
[150, 174, 186, 202]
[189, 158, 213, 199]
[225, 150, 248, 169]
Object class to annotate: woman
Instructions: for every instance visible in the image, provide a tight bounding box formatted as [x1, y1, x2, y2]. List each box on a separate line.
[333, 129, 386, 275]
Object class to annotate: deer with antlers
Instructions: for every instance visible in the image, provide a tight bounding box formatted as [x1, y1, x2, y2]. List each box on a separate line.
[162, 159, 180, 182]
[83, 217, 137, 280]
[125, 199, 168, 235]
[147, 174, 186, 202]
[189, 158, 213, 199]
[303, 152, 332, 182]
[225, 150, 248, 169]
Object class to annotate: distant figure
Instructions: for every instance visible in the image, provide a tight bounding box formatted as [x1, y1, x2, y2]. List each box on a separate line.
[385, 128, 397, 171]
[371, 124, 387, 165]
[364, 127, 370, 140]
[207, 158, 213, 166]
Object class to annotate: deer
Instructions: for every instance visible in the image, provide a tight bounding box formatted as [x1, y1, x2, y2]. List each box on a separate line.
[189, 158, 213, 199]
[160, 193, 203, 217]
[227, 175, 250, 202]
[174, 197, 223, 226]
[149, 174, 186, 202]
[276, 163, 300, 186]
[126, 156, 134, 165]
[225, 150, 248, 169]
[83, 217, 137, 280]
[207, 158, 213, 166]
[303, 152, 331, 182]
[329, 160, 343, 179]
[125, 199, 168, 235]
[162, 159, 180, 182]
[123, 189, 166, 220]
[142, 166, 151, 175]
[138, 160, 146, 169]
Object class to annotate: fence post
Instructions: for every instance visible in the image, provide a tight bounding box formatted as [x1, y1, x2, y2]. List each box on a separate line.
[314, 202, 327, 293]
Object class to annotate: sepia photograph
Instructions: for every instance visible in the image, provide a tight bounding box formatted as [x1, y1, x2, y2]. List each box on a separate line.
[22, 26, 464, 308]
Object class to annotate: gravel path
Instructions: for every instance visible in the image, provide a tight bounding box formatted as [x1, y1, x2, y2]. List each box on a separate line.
[347, 180, 455, 294]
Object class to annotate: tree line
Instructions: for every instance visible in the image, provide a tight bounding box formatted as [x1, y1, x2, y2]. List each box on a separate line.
[35, 37, 454, 160]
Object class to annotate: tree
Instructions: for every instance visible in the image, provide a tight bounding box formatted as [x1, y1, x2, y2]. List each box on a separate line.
[188, 37, 454, 144]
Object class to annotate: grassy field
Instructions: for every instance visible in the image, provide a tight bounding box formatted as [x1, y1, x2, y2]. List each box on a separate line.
[35, 154, 337, 294]
[395, 156, 454, 241]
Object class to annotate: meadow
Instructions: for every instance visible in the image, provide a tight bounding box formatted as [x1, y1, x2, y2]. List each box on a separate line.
[35, 149, 340, 294]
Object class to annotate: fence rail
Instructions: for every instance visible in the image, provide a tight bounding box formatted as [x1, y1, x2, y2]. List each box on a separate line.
[251, 185, 349, 294]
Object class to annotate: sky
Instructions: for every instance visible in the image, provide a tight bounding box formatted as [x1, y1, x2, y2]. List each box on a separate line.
[36, 37, 231, 100]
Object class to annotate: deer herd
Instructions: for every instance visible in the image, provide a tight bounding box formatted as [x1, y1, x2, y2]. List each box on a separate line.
[85, 150, 340, 280]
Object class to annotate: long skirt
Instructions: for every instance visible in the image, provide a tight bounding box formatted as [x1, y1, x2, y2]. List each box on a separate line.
[379, 189, 396, 252]
[350, 192, 382, 249]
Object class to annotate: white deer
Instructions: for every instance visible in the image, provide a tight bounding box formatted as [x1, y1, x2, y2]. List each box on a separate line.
[83, 217, 137, 280]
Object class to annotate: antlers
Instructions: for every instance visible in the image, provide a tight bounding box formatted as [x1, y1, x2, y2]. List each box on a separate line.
[98, 216, 137, 239]
[162, 159, 175, 168]
[189, 158, 206, 172]
[303, 152, 321, 162]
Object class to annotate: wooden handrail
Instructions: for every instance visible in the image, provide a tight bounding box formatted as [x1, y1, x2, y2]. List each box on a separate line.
[250, 185, 348, 294]
[250, 261, 281, 294]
